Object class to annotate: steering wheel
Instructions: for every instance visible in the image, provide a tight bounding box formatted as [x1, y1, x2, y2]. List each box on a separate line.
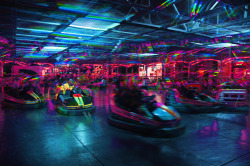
[72, 88, 81, 94]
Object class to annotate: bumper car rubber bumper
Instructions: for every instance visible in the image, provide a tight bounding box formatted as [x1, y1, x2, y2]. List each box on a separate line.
[108, 113, 186, 137]
[1, 100, 47, 109]
[56, 105, 96, 115]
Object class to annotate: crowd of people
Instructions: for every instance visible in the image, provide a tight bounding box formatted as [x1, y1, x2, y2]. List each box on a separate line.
[1, 71, 250, 101]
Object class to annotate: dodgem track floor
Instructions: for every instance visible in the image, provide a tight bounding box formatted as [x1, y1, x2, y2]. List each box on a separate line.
[0, 87, 249, 166]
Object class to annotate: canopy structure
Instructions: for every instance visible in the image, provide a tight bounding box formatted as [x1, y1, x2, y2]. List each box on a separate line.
[0, 0, 248, 64]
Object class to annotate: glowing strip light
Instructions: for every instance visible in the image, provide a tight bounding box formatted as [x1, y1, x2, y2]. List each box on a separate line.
[17, 18, 60, 25]
[16, 34, 48, 38]
[171, 13, 180, 25]
[61, 32, 95, 36]
[71, 59, 78, 61]
[52, 33, 83, 39]
[190, 1, 198, 17]
[195, 1, 203, 17]
[70, 17, 120, 30]
[232, 51, 237, 58]
[191, 42, 203, 45]
[23, 54, 50, 59]
[208, 43, 238, 48]
[223, 4, 231, 21]
[154, 0, 175, 11]
[16, 38, 44, 42]
[112, 30, 137, 35]
[42, 46, 68, 51]
[163, 0, 175, 10]
[85, 14, 122, 23]
[17, 27, 53, 33]
[210, 0, 220, 10]
[69, 25, 105, 31]
[55, 37, 82, 41]
[154, 0, 171, 10]
[229, 5, 237, 20]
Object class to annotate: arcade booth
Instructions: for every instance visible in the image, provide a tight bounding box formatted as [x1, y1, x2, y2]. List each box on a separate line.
[165, 61, 189, 82]
[222, 57, 250, 82]
[138, 63, 163, 89]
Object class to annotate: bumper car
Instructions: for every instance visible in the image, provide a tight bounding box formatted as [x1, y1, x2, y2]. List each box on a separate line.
[87, 78, 107, 89]
[108, 88, 185, 137]
[216, 89, 249, 112]
[166, 83, 249, 113]
[2, 86, 46, 109]
[165, 88, 220, 113]
[56, 87, 95, 115]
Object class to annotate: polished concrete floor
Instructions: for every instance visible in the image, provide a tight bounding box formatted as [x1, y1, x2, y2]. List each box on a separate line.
[0, 87, 250, 166]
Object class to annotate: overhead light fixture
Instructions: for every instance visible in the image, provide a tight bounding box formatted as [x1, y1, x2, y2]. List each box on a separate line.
[69, 25, 106, 31]
[40, 46, 67, 52]
[207, 43, 238, 48]
[85, 14, 123, 23]
[122, 53, 158, 57]
[16, 38, 44, 42]
[23, 53, 50, 59]
[62, 27, 103, 36]
[191, 42, 203, 45]
[138, 53, 158, 56]
[17, 27, 53, 33]
[112, 30, 137, 35]
[61, 32, 94, 37]
[16, 34, 48, 38]
[17, 19, 60, 25]
[210, 0, 220, 10]
[69, 18, 120, 31]
[55, 37, 83, 40]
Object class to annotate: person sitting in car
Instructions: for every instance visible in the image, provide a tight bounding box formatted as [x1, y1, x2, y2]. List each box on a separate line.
[116, 87, 153, 118]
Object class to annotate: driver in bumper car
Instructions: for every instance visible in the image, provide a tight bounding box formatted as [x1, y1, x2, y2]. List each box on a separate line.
[117, 87, 153, 118]
[55, 79, 75, 99]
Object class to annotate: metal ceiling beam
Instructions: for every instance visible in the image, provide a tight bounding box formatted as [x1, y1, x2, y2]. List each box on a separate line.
[1, 0, 86, 16]
[190, 17, 250, 33]
[176, 3, 250, 27]
[120, 20, 211, 39]
[99, 0, 154, 9]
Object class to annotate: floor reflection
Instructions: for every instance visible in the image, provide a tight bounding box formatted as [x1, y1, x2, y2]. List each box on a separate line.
[0, 86, 250, 165]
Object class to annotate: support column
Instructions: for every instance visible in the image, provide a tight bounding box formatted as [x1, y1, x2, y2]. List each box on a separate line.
[244, 5, 248, 18]
[188, 62, 191, 81]
[217, 14, 219, 34]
